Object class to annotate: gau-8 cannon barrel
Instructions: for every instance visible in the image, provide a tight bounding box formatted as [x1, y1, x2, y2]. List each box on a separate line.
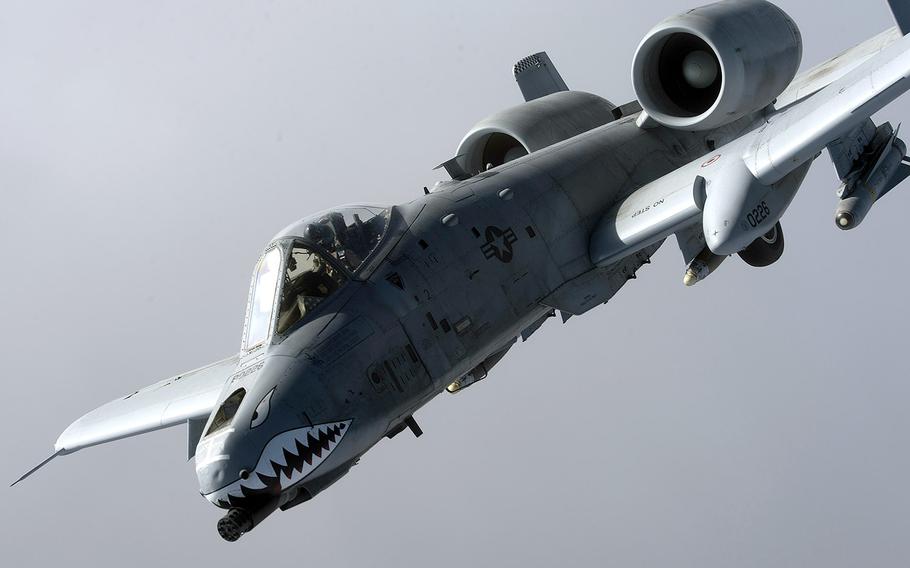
[216, 493, 281, 542]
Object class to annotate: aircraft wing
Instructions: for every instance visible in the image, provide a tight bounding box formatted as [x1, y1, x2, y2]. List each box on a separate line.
[53, 353, 239, 454]
[775, 27, 903, 110]
[744, 29, 910, 185]
[12, 353, 240, 486]
[593, 18, 910, 268]
[13, 354, 239, 485]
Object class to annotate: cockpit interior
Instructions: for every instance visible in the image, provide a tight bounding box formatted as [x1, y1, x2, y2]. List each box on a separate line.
[242, 206, 390, 350]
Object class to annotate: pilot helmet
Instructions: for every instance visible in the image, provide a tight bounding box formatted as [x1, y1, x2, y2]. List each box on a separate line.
[303, 222, 335, 249]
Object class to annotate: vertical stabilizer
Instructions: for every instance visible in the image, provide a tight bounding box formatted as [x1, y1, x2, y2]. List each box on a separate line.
[513, 52, 569, 101]
[888, 0, 910, 34]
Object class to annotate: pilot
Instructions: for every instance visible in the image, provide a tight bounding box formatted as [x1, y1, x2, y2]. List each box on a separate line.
[298, 265, 338, 299]
[303, 222, 336, 252]
[325, 212, 348, 246]
[276, 249, 343, 333]
[343, 214, 370, 266]
[324, 212, 361, 268]
[293, 257, 340, 317]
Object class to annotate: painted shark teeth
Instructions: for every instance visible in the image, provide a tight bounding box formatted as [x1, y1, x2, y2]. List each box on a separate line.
[205, 420, 351, 507]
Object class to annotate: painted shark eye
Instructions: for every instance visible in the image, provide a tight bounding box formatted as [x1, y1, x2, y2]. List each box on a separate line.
[250, 388, 275, 429]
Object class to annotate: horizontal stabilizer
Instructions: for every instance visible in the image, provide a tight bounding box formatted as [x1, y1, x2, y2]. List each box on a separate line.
[434, 156, 470, 181]
[513, 52, 569, 102]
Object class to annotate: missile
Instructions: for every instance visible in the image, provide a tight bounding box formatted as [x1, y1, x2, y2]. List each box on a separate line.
[683, 245, 726, 286]
[835, 135, 908, 230]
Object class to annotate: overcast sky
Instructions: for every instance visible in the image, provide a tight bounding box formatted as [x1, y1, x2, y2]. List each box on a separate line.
[2, 1, 909, 566]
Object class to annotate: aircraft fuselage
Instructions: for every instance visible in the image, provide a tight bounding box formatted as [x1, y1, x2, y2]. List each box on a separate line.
[226, 108, 762, 513]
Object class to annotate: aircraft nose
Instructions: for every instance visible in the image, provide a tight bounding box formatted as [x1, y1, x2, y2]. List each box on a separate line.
[195, 459, 232, 497]
[197, 457, 261, 506]
[194, 433, 256, 501]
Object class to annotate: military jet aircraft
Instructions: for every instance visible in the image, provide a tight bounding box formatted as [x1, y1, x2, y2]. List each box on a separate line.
[14, 0, 910, 542]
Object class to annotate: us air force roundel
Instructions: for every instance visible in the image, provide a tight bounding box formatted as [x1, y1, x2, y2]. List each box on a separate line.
[481, 226, 518, 263]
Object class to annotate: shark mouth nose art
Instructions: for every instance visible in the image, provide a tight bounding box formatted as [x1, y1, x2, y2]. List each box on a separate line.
[204, 420, 351, 508]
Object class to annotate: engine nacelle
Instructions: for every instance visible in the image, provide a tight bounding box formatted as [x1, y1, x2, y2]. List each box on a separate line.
[455, 91, 616, 176]
[632, 0, 802, 131]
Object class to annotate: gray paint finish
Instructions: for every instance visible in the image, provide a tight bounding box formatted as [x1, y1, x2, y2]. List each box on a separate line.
[4, 0, 910, 566]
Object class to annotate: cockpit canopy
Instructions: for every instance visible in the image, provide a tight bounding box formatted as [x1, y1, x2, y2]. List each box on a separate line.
[276, 244, 345, 335]
[242, 205, 390, 350]
[272, 205, 390, 273]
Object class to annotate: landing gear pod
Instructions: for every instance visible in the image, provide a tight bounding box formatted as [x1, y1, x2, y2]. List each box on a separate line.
[701, 157, 809, 256]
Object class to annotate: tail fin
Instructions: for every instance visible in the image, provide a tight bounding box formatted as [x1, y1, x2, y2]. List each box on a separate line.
[888, 0, 910, 34]
[513, 52, 568, 102]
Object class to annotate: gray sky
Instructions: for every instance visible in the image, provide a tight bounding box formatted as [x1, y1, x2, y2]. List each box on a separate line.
[2, 1, 909, 566]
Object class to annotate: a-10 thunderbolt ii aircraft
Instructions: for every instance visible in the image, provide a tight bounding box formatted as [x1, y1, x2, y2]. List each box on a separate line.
[14, 0, 910, 542]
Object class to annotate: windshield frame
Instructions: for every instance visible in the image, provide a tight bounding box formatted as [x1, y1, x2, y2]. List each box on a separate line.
[241, 245, 283, 352]
[270, 204, 393, 279]
[274, 238, 349, 337]
[241, 239, 353, 351]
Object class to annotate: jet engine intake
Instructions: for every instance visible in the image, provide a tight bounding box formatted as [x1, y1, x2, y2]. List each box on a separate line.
[701, 158, 809, 256]
[455, 91, 616, 176]
[632, 0, 802, 131]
